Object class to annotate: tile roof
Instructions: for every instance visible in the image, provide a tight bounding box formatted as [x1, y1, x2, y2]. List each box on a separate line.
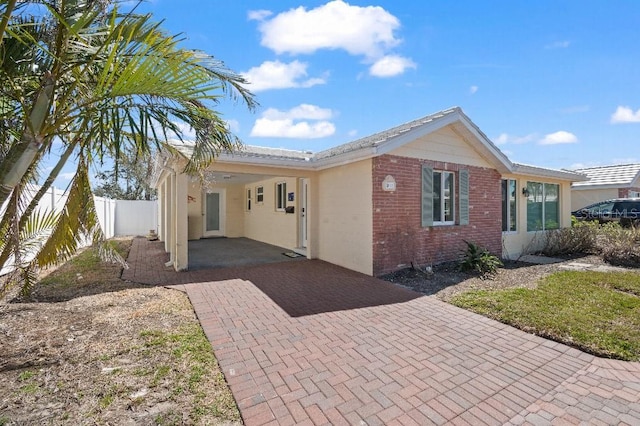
[571, 163, 640, 187]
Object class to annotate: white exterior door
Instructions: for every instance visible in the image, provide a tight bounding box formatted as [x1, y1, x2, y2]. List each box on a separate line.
[300, 179, 308, 248]
[203, 189, 225, 237]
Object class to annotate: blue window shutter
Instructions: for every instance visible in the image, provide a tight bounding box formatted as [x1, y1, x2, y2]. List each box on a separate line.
[459, 169, 469, 225]
[422, 165, 433, 227]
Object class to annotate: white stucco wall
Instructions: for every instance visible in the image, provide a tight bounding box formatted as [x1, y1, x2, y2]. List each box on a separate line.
[316, 159, 373, 275]
[243, 176, 299, 250]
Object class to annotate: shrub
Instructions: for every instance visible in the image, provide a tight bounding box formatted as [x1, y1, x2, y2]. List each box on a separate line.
[599, 223, 640, 267]
[459, 241, 503, 277]
[541, 220, 599, 256]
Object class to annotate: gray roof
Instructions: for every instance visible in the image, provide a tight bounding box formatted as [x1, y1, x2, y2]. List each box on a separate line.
[314, 108, 459, 160]
[166, 107, 584, 181]
[572, 164, 640, 188]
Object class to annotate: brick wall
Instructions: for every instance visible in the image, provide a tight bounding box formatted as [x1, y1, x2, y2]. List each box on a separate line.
[372, 155, 502, 276]
[619, 187, 640, 198]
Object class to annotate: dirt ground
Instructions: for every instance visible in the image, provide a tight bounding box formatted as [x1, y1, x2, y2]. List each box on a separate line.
[0, 239, 240, 426]
[382, 254, 610, 301]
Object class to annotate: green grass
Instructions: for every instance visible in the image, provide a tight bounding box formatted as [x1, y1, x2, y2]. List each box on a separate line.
[451, 270, 640, 361]
[139, 324, 240, 422]
[37, 239, 130, 290]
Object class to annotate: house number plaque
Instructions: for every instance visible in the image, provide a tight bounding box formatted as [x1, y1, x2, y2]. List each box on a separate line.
[382, 175, 396, 191]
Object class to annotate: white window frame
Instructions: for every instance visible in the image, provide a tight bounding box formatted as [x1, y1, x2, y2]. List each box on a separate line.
[256, 186, 264, 204]
[275, 182, 286, 211]
[629, 190, 640, 198]
[433, 170, 455, 225]
[246, 188, 251, 211]
[502, 179, 517, 233]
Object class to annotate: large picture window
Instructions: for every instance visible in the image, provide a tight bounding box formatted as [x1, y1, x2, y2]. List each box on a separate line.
[502, 179, 517, 232]
[526, 182, 560, 231]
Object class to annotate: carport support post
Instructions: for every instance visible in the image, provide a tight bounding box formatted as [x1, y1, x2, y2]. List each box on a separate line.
[173, 172, 189, 271]
[164, 174, 173, 257]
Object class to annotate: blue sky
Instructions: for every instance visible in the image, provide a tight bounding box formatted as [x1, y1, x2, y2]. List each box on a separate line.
[53, 1, 640, 187]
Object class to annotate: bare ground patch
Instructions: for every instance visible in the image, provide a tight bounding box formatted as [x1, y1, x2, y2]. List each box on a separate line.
[0, 238, 240, 425]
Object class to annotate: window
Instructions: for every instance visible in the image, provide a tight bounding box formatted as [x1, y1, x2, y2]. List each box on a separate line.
[421, 166, 468, 227]
[501, 179, 517, 232]
[256, 186, 264, 203]
[246, 188, 251, 211]
[526, 182, 560, 231]
[433, 171, 455, 224]
[276, 182, 286, 211]
[629, 190, 640, 198]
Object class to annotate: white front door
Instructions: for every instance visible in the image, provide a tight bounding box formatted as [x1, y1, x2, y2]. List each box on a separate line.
[203, 189, 225, 237]
[299, 179, 308, 248]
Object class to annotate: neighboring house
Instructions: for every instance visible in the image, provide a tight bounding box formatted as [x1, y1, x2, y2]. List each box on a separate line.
[154, 107, 585, 276]
[571, 164, 640, 210]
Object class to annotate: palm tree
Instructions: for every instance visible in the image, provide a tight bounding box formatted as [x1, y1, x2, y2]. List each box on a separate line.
[0, 0, 256, 297]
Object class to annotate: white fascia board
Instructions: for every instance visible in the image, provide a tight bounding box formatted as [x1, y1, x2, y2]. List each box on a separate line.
[456, 119, 513, 174]
[312, 146, 378, 170]
[513, 163, 587, 182]
[571, 183, 625, 190]
[214, 153, 314, 170]
[214, 147, 379, 171]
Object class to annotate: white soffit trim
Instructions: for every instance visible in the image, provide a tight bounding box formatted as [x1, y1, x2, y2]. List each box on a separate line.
[513, 163, 587, 182]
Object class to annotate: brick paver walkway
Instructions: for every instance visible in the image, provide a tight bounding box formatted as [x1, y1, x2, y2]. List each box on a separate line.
[125, 238, 640, 425]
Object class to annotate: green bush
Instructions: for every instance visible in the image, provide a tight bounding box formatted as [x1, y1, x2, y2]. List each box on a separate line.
[459, 241, 503, 277]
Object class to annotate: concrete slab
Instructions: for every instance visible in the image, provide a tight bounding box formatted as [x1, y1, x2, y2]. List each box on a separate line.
[518, 254, 565, 264]
[188, 237, 306, 270]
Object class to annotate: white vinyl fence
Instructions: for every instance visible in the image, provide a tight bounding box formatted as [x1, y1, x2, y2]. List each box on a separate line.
[8, 186, 156, 239]
[1, 186, 155, 275]
[113, 199, 158, 236]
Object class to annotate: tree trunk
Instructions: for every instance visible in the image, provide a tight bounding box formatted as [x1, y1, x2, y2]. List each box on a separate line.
[0, 73, 55, 208]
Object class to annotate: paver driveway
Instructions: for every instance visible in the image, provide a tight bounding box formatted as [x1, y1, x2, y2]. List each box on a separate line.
[125, 238, 640, 425]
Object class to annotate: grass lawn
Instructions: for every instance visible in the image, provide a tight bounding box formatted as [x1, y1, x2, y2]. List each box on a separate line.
[450, 270, 640, 361]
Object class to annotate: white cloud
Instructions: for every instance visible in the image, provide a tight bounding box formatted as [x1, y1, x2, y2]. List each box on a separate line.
[369, 55, 416, 77]
[162, 121, 196, 141]
[255, 0, 402, 59]
[250, 104, 336, 138]
[539, 131, 578, 145]
[247, 9, 272, 21]
[348, 129, 358, 137]
[545, 40, 570, 49]
[469, 85, 478, 95]
[263, 104, 333, 120]
[242, 60, 327, 92]
[494, 133, 537, 145]
[610, 106, 640, 123]
[225, 119, 240, 133]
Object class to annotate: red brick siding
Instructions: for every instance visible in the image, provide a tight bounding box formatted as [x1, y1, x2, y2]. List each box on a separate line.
[619, 187, 640, 198]
[372, 155, 502, 276]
